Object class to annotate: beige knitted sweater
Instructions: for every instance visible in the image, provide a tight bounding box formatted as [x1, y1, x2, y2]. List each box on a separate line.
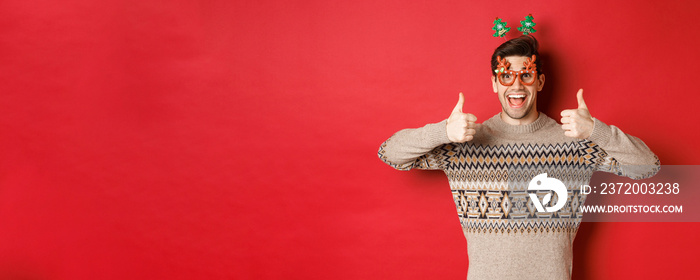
[378, 112, 659, 280]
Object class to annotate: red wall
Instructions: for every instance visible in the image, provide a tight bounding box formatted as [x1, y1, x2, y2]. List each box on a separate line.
[1, 0, 698, 279]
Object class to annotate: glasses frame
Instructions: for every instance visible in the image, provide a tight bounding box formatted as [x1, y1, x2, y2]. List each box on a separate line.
[494, 55, 538, 87]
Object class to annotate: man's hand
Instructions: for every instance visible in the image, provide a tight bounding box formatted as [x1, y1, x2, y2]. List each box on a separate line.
[560, 89, 594, 139]
[447, 92, 477, 143]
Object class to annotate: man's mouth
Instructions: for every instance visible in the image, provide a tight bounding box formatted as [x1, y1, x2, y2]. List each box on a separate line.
[507, 93, 526, 108]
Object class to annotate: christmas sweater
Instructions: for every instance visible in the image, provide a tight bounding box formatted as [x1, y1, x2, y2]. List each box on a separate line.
[377, 112, 659, 280]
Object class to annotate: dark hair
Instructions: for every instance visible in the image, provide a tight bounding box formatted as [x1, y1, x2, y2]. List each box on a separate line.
[490, 35, 543, 76]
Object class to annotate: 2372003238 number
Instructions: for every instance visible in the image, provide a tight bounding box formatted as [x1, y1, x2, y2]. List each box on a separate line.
[599, 182, 679, 195]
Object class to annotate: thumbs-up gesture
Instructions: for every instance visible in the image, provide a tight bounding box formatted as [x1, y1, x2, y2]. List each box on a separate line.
[560, 89, 594, 139]
[447, 92, 478, 143]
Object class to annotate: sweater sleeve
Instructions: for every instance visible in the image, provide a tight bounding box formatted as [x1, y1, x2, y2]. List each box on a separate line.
[586, 118, 660, 179]
[377, 120, 452, 171]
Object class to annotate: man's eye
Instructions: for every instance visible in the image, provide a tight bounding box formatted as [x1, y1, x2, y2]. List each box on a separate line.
[503, 74, 511, 79]
[522, 73, 531, 78]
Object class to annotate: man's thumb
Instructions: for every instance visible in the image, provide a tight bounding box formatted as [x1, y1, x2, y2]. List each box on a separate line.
[452, 92, 465, 113]
[576, 89, 587, 109]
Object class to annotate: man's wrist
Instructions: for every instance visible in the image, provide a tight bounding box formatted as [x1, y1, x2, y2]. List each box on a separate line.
[587, 118, 612, 146]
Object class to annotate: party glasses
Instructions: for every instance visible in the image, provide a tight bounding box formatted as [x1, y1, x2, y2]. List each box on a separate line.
[494, 55, 538, 86]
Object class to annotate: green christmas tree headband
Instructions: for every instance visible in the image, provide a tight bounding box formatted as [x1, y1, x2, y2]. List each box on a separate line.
[492, 14, 536, 38]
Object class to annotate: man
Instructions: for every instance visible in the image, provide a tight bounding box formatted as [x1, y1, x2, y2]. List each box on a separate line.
[377, 35, 659, 279]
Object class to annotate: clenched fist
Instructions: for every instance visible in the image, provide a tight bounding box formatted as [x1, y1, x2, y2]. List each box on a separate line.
[560, 89, 594, 139]
[447, 92, 478, 143]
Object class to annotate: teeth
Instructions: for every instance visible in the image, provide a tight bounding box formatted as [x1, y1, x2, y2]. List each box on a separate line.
[508, 94, 525, 98]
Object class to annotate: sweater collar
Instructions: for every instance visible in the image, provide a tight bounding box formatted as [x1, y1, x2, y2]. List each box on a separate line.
[487, 112, 551, 134]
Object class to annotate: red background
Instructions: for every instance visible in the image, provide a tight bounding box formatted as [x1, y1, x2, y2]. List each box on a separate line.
[1, 0, 699, 279]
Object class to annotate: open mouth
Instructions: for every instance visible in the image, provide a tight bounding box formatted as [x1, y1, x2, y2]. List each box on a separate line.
[507, 93, 526, 108]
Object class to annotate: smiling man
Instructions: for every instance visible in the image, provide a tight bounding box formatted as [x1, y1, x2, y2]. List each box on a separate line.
[377, 35, 659, 279]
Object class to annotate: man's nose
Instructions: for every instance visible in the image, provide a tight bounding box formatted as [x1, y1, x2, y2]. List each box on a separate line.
[511, 75, 524, 89]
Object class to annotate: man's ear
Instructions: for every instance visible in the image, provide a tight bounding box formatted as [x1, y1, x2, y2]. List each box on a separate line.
[491, 75, 498, 93]
[537, 74, 545, 91]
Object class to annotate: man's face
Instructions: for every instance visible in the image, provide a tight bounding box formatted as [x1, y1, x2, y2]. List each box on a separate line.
[491, 55, 545, 123]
